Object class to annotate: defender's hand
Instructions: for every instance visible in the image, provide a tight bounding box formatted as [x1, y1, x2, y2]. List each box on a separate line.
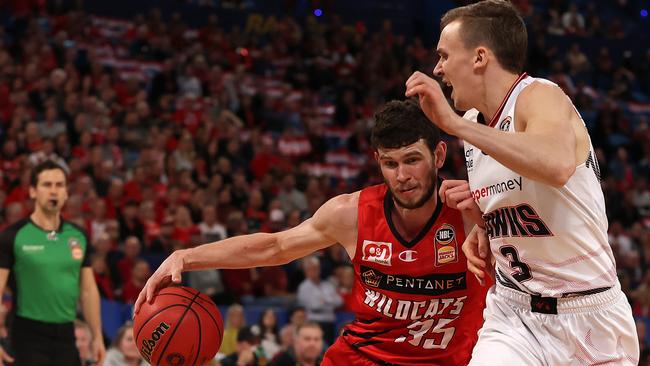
[462, 225, 494, 286]
[439, 179, 483, 227]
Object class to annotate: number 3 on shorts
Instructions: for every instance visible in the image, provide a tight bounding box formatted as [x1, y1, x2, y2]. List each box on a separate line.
[394, 317, 457, 349]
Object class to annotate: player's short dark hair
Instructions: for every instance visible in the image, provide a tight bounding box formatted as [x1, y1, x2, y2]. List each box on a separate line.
[441, 0, 527, 74]
[30, 160, 68, 187]
[371, 99, 441, 153]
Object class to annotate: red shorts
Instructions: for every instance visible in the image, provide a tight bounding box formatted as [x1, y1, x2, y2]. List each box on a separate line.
[321, 337, 382, 366]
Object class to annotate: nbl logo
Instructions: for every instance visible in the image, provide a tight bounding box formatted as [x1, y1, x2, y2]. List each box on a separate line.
[361, 240, 392, 266]
[435, 227, 454, 244]
[434, 225, 458, 266]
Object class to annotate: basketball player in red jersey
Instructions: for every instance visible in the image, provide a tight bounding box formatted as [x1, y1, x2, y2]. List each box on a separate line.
[136, 99, 489, 365]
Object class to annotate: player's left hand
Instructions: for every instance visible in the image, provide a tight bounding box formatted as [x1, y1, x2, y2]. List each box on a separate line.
[405, 71, 460, 134]
[91, 337, 106, 366]
[462, 225, 494, 286]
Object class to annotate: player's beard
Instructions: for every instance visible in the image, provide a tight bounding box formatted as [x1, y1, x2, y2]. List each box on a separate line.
[388, 169, 438, 210]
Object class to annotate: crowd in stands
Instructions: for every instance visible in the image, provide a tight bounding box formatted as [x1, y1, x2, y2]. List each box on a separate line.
[0, 0, 649, 364]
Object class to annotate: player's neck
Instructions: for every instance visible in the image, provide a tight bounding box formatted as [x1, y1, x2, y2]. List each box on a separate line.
[391, 196, 438, 241]
[478, 69, 521, 122]
[30, 209, 61, 231]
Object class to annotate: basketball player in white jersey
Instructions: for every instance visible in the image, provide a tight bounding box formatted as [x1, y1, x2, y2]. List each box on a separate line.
[405, 0, 639, 364]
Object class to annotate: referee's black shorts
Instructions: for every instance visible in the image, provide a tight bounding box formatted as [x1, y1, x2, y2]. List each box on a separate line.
[9, 315, 81, 366]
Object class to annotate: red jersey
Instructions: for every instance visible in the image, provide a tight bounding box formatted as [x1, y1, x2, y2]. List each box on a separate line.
[341, 184, 488, 365]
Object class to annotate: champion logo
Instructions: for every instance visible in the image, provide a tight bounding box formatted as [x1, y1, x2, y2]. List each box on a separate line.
[398, 250, 418, 262]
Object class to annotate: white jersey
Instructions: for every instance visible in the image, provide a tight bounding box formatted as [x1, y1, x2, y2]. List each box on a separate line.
[463, 74, 617, 297]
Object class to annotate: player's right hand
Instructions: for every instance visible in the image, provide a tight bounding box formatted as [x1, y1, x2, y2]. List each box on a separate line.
[0, 345, 14, 366]
[134, 249, 186, 314]
[439, 180, 483, 226]
[462, 225, 494, 286]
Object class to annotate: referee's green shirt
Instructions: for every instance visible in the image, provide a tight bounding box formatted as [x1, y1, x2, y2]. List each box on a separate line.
[0, 218, 90, 323]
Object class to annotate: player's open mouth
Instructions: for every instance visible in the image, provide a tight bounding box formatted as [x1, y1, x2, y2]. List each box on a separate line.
[49, 199, 58, 206]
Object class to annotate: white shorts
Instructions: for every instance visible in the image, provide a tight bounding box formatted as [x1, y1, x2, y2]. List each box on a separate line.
[469, 282, 639, 365]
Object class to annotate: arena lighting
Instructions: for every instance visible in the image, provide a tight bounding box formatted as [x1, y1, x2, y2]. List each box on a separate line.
[641, 9, 648, 17]
[314, 8, 323, 17]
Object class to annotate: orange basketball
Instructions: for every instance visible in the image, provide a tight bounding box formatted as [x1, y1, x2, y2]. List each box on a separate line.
[133, 286, 224, 366]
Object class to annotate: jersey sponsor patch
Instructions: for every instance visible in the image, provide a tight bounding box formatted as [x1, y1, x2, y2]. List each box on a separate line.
[361, 240, 392, 266]
[360, 266, 466, 296]
[69, 237, 83, 260]
[434, 224, 458, 267]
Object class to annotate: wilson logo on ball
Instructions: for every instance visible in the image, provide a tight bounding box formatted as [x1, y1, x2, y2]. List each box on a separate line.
[140, 322, 171, 362]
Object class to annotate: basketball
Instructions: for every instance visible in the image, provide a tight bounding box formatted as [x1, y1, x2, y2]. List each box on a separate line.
[133, 286, 224, 366]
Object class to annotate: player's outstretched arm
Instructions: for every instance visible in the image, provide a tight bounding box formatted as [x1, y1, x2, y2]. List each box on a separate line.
[406, 72, 577, 187]
[134, 192, 359, 313]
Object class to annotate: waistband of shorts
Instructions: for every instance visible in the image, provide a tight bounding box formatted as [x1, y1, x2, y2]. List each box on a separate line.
[494, 282, 621, 314]
[12, 315, 75, 336]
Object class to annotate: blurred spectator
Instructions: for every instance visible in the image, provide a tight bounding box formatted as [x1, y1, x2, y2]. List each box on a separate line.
[119, 200, 145, 242]
[277, 174, 307, 214]
[121, 259, 151, 304]
[170, 205, 199, 247]
[245, 189, 268, 232]
[546, 9, 565, 36]
[28, 139, 69, 172]
[220, 304, 246, 356]
[74, 319, 95, 366]
[221, 326, 267, 366]
[89, 199, 110, 243]
[117, 236, 142, 285]
[566, 43, 590, 77]
[185, 246, 230, 304]
[297, 256, 342, 345]
[3, 202, 25, 228]
[561, 4, 586, 36]
[91, 253, 115, 300]
[198, 205, 227, 242]
[277, 324, 295, 354]
[104, 322, 147, 366]
[138, 200, 162, 251]
[252, 309, 281, 359]
[333, 265, 355, 312]
[269, 322, 323, 366]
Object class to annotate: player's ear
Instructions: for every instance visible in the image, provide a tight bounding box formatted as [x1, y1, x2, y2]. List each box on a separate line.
[433, 141, 447, 168]
[474, 47, 488, 70]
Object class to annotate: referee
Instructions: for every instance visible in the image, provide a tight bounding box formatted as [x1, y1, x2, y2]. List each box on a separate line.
[0, 161, 106, 366]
